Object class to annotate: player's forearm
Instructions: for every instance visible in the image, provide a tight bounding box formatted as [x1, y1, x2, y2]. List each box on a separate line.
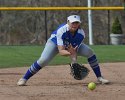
[70, 54, 77, 63]
[59, 50, 71, 56]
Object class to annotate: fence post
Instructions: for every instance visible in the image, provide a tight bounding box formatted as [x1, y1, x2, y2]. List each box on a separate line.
[44, 10, 48, 42]
[107, 10, 110, 45]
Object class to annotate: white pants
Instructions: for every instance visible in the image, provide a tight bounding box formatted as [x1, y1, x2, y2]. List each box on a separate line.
[37, 38, 94, 67]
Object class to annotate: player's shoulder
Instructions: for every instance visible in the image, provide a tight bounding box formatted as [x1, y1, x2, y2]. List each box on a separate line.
[57, 23, 68, 35]
[77, 28, 85, 36]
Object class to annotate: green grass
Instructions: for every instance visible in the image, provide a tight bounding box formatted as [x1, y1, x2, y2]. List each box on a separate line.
[90, 45, 125, 62]
[0, 45, 125, 68]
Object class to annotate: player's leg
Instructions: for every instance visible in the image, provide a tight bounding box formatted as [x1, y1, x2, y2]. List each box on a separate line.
[17, 39, 58, 86]
[77, 43, 109, 84]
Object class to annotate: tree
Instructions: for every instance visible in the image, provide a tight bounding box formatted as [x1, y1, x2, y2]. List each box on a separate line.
[111, 17, 123, 34]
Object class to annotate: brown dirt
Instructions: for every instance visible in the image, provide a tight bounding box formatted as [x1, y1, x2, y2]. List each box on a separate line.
[0, 62, 125, 100]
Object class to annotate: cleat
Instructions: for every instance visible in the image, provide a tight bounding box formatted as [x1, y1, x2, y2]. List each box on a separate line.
[98, 77, 110, 84]
[17, 78, 27, 86]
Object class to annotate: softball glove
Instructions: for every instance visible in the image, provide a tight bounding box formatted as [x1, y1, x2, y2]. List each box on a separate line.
[70, 63, 89, 80]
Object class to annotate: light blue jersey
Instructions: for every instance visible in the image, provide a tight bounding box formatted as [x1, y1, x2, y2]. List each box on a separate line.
[50, 24, 85, 48]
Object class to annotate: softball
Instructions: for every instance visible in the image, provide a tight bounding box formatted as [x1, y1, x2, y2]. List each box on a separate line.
[88, 82, 96, 90]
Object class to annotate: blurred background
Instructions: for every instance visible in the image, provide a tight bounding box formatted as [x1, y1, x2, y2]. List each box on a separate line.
[0, 0, 125, 45]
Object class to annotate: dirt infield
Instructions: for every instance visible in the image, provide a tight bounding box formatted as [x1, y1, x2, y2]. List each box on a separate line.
[0, 62, 125, 100]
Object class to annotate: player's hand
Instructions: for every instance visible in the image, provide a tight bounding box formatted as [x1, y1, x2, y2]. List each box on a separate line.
[67, 44, 78, 63]
[67, 44, 78, 55]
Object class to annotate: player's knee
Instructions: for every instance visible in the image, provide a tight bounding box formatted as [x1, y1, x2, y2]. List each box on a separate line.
[84, 49, 94, 58]
[88, 50, 94, 58]
[37, 57, 49, 67]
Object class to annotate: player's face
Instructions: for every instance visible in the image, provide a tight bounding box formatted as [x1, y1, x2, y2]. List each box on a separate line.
[68, 21, 80, 33]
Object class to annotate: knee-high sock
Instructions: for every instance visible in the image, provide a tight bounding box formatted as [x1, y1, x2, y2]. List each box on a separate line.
[88, 55, 101, 78]
[23, 61, 41, 80]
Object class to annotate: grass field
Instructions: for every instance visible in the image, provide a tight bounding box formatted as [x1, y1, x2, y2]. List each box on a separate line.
[0, 45, 125, 68]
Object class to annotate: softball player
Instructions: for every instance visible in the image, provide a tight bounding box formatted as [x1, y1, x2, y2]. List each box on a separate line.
[17, 15, 109, 86]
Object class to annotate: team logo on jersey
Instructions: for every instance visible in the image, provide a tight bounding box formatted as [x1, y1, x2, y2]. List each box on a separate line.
[63, 38, 70, 49]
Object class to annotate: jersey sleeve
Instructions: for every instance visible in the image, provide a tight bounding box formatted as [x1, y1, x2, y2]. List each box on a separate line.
[77, 29, 86, 48]
[56, 29, 64, 46]
[80, 29, 85, 38]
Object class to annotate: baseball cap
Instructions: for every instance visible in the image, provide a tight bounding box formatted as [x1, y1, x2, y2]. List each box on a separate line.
[67, 15, 81, 23]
